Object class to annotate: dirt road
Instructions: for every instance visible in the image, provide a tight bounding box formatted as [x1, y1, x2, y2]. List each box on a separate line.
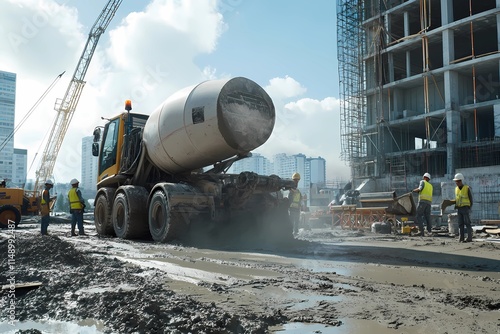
[1, 218, 499, 333]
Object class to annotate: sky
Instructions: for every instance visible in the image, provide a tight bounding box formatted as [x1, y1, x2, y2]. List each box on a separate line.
[0, 0, 350, 184]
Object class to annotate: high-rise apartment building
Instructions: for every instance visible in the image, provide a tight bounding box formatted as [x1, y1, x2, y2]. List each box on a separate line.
[81, 136, 98, 198]
[0, 70, 16, 183]
[229, 153, 273, 175]
[306, 157, 326, 186]
[273, 153, 307, 190]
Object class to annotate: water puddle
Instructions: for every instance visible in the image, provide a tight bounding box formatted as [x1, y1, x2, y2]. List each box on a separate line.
[271, 322, 338, 333]
[285, 292, 342, 311]
[293, 257, 352, 276]
[0, 319, 105, 333]
[271, 318, 424, 333]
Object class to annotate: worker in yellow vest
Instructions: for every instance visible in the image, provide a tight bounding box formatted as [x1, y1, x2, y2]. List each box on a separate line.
[40, 179, 54, 235]
[68, 178, 86, 236]
[450, 173, 473, 242]
[288, 172, 302, 235]
[412, 172, 433, 236]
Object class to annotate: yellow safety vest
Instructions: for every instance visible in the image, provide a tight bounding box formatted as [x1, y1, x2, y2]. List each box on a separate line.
[68, 188, 83, 210]
[419, 180, 433, 202]
[290, 189, 301, 209]
[455, 185, 471, 207]
[41, 189, 48, 205]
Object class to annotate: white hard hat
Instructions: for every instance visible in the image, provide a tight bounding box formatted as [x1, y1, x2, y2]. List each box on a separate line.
[45, 179, 53, 185]
[423, 173, 431, 179]
[70, 178, 79, 185]
[453, 173, 464, 181]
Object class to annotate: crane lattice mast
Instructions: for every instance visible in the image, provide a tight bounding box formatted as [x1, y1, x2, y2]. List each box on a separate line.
[33, 0, 123, 194]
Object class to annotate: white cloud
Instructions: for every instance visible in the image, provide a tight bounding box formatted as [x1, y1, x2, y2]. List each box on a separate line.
[0, 0, 88, 184]
[264, 76, 307, 100]
[0, 0, 83, 79]
[257, 77, 350, 180]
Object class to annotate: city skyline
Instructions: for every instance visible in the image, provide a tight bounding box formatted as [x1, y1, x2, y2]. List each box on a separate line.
[228, 152, 342, 185]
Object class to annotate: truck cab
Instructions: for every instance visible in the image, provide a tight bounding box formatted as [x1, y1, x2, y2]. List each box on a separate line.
[93, 111, 148, 187]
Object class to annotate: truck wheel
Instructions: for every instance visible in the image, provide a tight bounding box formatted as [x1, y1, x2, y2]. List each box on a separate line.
[112, 187, 149, 239]
[94, 192, 115, 236]
[148, 190, 186, 243]
[0, 205, 21, 228]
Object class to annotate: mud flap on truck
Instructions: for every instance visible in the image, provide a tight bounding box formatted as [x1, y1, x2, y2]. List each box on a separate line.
[210, 192, 293, 247]
[255, 192, 294, 244]
[148, 183, 212, 243]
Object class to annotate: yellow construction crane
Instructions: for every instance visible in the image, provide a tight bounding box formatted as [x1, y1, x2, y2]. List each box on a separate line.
[0, 0, 123, 227]
[32, 0, 123, 195]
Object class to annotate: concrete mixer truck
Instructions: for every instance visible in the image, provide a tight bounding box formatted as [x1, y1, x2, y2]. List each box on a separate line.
[91, 77, 296, 243]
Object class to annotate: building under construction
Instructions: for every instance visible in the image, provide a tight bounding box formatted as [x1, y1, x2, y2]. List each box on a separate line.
[337, 0, 500, 220]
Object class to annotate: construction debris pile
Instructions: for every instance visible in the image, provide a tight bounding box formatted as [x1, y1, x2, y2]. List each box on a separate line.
[0, 235, 284, 333]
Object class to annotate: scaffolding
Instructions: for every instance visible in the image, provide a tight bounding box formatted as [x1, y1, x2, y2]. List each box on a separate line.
[478, 185, 500, 220]
[338, 0, 500, 181]
[337, 0, 366, 178]
[388, 156, 407, 194]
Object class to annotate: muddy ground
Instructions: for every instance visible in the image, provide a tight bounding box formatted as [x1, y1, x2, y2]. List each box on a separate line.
[0, 217, 499, 334]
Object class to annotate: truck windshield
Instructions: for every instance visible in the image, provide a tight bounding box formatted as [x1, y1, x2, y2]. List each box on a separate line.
[99, 118, 119, 174]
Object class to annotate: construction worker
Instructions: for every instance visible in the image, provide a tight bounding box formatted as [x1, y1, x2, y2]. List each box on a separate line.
[40, 179, 54, 236]
[289, 172, 302, 235]
[412, 172, 433, 236]
[68, 178, 86, 236]
[450, 173, 473, 242]
[0, 179, 6, 188]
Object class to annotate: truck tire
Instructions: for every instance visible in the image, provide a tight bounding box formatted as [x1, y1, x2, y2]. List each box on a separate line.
[148, 190, 186, 243]
[94, 190, 115, 236]
[0, 205, 21, 228]
[112, 186, 149, 239]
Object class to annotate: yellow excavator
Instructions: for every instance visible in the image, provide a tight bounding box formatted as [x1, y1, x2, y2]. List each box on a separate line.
[0, 180, 35, 227]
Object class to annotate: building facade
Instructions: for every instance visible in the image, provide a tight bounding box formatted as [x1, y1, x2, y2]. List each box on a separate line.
[339, 0, 500, 181]
[337, 0, 500, 219]
[0, 70, 16, 183]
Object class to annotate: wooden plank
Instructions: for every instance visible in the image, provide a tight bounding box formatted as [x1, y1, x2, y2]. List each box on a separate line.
[479, 220, 500, 225]
[484, 228, 500, 234]
[1, 282, 42, 290]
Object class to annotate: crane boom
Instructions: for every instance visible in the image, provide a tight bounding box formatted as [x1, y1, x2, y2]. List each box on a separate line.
[33, 0, 123, 194]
